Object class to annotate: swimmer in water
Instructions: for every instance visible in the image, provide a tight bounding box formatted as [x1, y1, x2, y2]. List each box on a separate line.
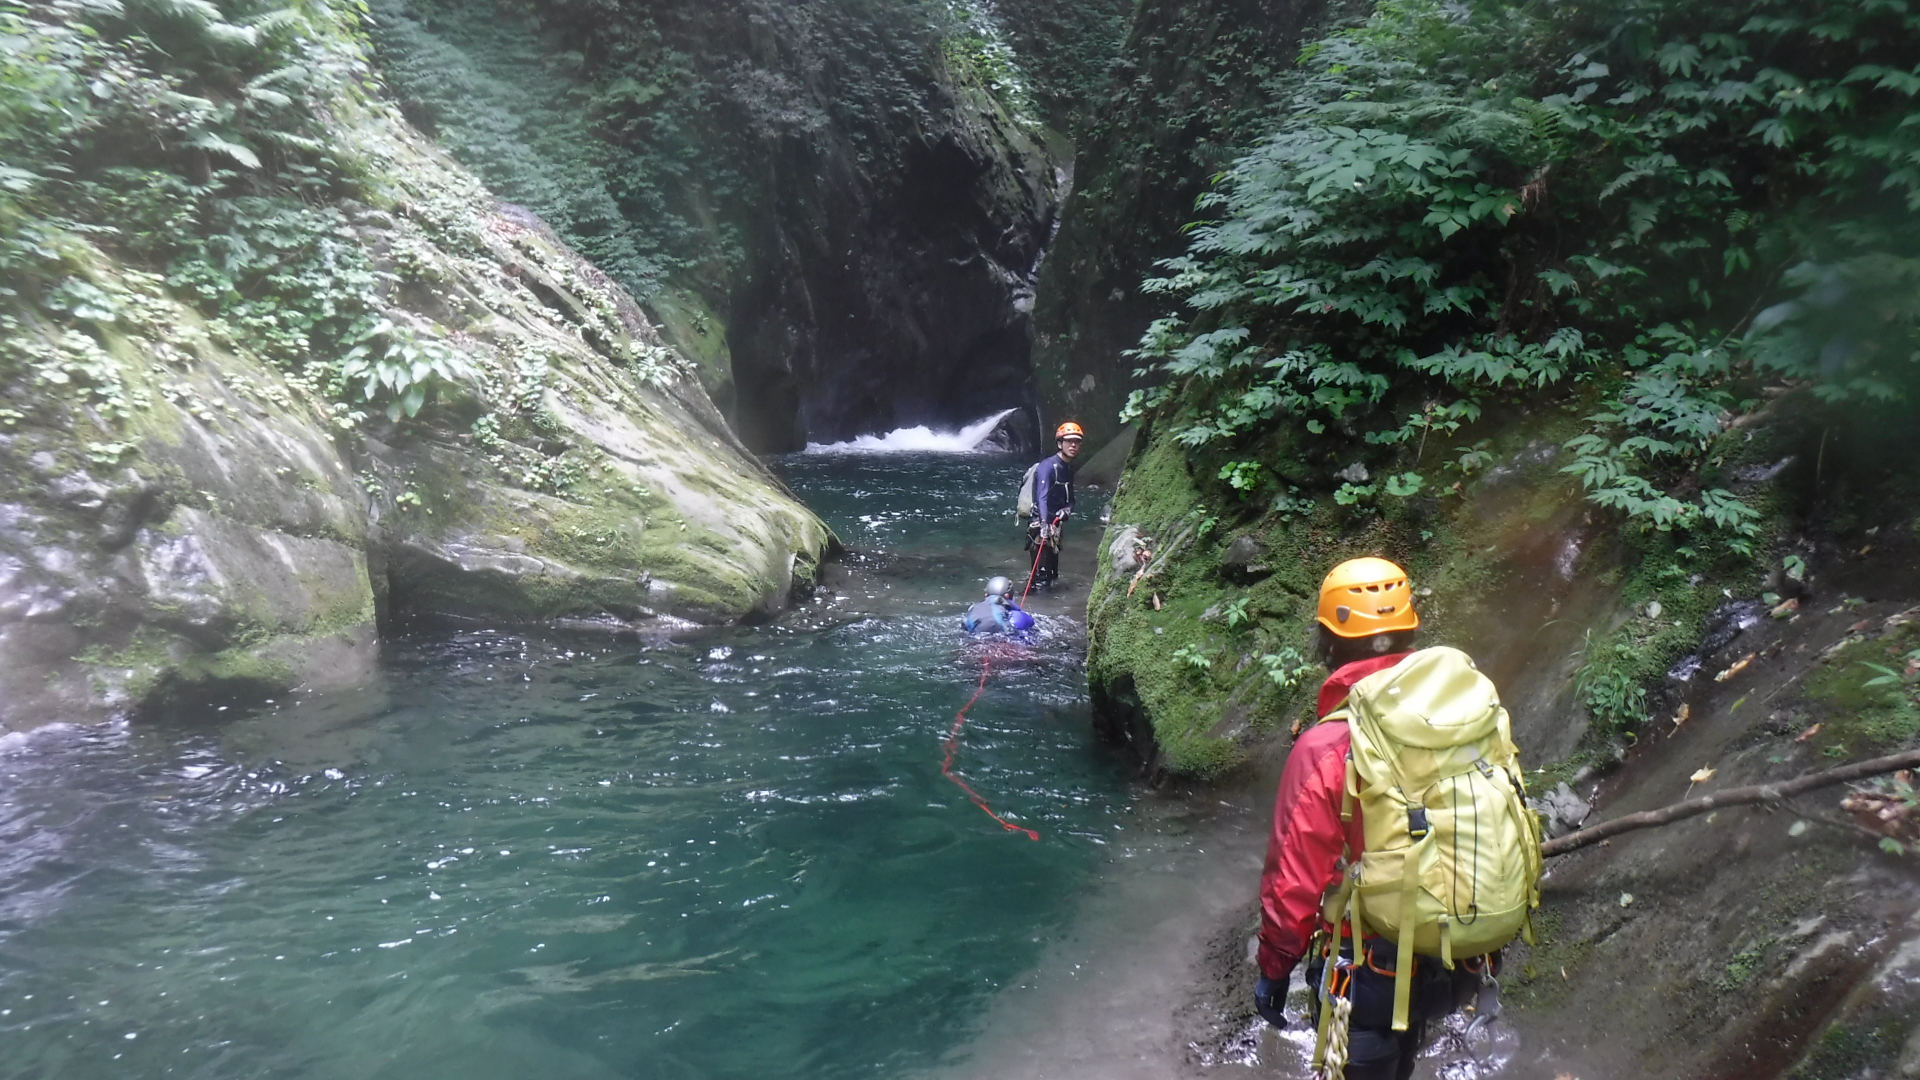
[961, 576, 1035, 635]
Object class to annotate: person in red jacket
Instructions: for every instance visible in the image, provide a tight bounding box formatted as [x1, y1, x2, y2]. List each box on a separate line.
[1252, 557, 1480, 1080]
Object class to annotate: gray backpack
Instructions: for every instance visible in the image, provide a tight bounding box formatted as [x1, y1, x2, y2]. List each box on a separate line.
[1015, 462, 1039, 518]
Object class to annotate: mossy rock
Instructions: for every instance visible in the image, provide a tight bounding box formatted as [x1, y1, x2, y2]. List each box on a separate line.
[1085, 405, 1793, 778]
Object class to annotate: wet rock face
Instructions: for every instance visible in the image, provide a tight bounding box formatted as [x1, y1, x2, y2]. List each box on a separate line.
[368, 0, 1067, 453]
[0, 346, 378, 729]
[361, 206, 833, 630]
[0, 123, 831, 731]
[726, 84, 1063, 452]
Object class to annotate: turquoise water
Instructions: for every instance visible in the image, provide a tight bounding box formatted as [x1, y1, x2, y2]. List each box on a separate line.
[0, 453, 1135, 1080]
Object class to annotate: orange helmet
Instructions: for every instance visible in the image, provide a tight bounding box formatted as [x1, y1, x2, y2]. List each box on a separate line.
[1317, 557, 1419, 637]
[1055, 421, 1085, 441]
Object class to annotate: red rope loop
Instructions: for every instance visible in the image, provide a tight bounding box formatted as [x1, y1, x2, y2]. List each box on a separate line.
[941, 656, 1038, 841]
[938, 537, 1052, 842]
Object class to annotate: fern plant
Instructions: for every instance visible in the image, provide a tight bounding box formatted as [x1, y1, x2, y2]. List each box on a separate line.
[1122, 0, 1919, 548]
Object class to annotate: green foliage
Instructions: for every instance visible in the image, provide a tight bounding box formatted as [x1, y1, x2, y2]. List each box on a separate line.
[1171, 641, 1213, 672]
[1576, 632, 1652, 733]
[0, 0, 474, 425]
[1217, 458, 1262, 493]
[1716, 942, 1770, 991]
[937, 0, 1035, 120]
[364, 0, 688, 296]
[1124, 0, 1919, 544]
[1222, 596, 1251, 628]
[337, 318, 472, 421]
[1803, 628, 1920, 755]
[986, 0, 1129, 131]
[1334, 481, 1376, 506]
[1383, 470, 1424, 497]
[1864, 766, 1920, 855]
[364, 0, 1074, 306]
[1258, 646, 1314, 692]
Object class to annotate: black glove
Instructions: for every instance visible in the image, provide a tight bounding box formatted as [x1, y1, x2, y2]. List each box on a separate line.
[1254, 973, 1288, 1028]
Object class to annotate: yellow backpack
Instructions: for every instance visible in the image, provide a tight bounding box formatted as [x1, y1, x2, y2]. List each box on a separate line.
[1319, 646, 1543, 1035]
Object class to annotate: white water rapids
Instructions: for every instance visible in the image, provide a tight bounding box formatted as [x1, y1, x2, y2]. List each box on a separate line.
[802, 409, 1017, 454]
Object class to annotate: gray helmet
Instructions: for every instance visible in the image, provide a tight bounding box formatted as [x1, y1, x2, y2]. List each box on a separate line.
[985, 576, 1013, 598]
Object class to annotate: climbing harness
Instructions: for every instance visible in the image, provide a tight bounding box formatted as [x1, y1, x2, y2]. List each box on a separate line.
[1024, 510, 1066, 591]
[939, 540, 1050, 841]
[1313, 863, 1367, 1077]
[1019, 522, 1049, 605]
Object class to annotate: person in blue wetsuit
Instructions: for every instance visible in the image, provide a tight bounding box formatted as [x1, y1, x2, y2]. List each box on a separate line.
[1024, 422, 1083, 589]
[962, 576, 1035, 635]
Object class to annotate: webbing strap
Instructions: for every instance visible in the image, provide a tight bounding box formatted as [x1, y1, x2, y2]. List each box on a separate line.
[1313, 953, 1337, 1071]
[1502, 763, 1545, 945]
[1391, 831, 1433, 1031]
[1347, 865, 1368, 963]
[1341, 754, 1358, 823]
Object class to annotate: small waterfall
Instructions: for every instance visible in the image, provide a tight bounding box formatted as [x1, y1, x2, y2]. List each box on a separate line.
[802, 409, 1018, 454]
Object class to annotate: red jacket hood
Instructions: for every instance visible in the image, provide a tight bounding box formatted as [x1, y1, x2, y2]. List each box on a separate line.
[1315, 652, 1413, 719]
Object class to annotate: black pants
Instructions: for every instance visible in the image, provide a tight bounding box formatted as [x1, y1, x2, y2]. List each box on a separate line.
[1305, 942, 1485, 1080]
[1025, 523, 1059, 585]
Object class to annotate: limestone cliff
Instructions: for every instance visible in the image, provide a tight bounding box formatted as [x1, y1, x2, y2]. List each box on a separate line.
[367, 0, 1070, 452]
[0, 0, 829, 730]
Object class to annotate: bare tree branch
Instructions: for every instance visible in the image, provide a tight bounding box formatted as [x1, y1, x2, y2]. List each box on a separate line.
[1541, 749, 1920, 858]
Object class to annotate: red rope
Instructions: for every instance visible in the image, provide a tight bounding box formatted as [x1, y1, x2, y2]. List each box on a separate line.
[1019, 513, 1057, 604]
[941, 655, 1038, 841]
[938, 537, 1052, 841]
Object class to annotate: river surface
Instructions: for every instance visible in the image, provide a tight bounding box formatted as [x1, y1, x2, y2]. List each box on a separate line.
[0, 450, 1164, 1080]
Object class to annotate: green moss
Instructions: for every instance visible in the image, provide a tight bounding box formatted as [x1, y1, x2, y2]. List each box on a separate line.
[1504, 906, 1590, 1010]
[1091, 429, 1408, 773]
[1802, 624, 1920, 756]
[81, 629, 300, 706]
[1089, 432, 1244, 774]
[77, 634, 176, 703]
[1092, 415, 1549, 774]
[1785, 1022, 1905, 1080]
[309, 577, 379, 637]
[646, 287, 732, 395]
[1716, 941, 1772, 991]
[1553, 522, 1762, 741]
[179, 644, 298, 690]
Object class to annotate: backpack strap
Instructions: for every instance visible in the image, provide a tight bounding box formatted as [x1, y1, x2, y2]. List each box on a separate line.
[1318, 708, 1358, 823]
[1390, 819, 1436, 1031]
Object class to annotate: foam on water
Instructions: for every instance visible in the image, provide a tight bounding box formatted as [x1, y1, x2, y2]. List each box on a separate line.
[802, 409, 1016, 454]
